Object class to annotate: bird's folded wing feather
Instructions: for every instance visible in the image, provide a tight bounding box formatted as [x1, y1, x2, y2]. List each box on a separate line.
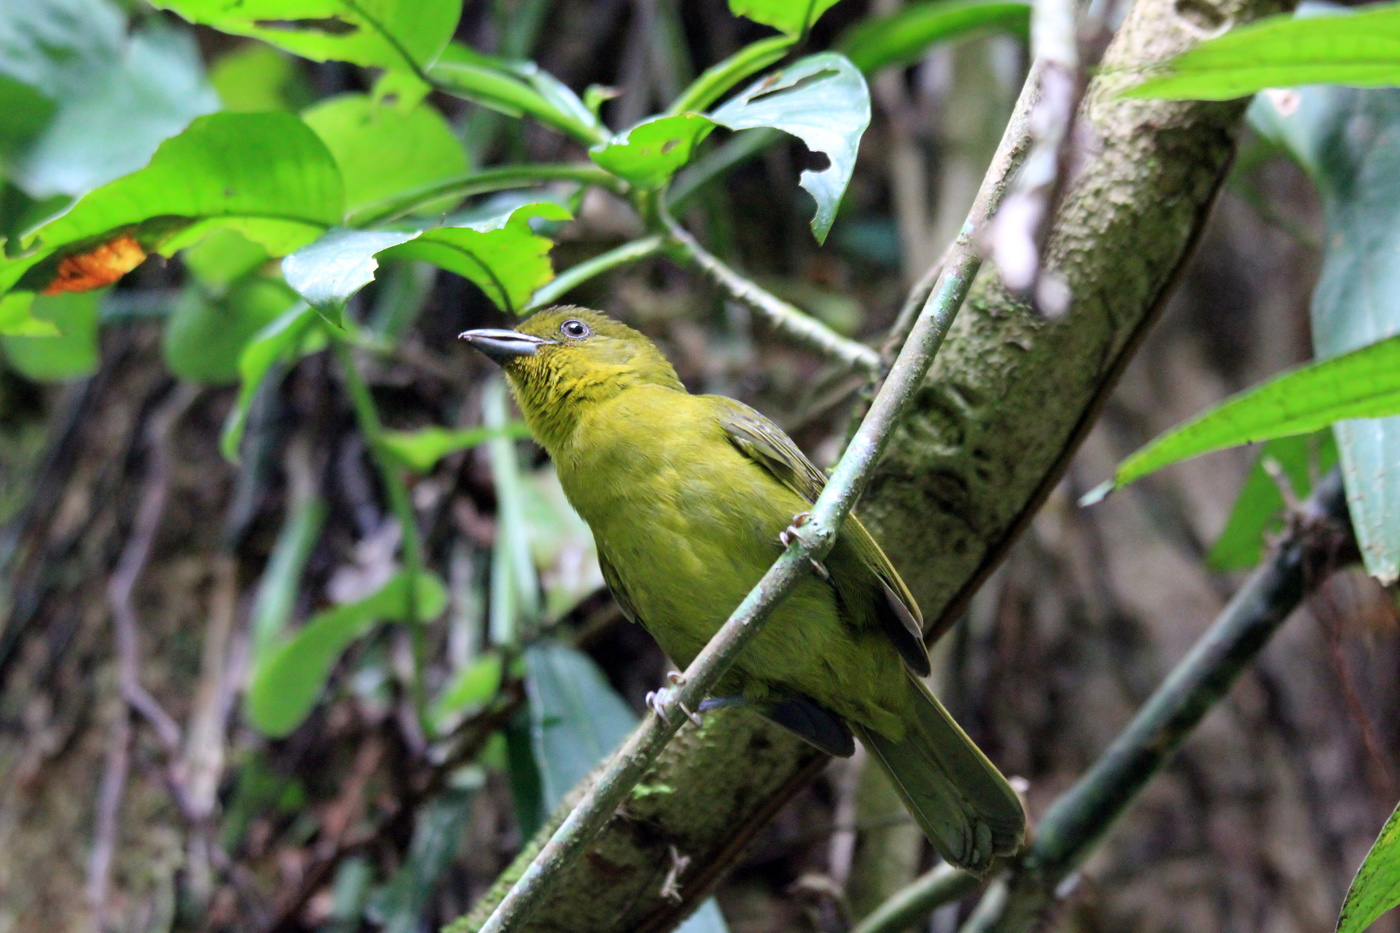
[712, 399, 931, 676]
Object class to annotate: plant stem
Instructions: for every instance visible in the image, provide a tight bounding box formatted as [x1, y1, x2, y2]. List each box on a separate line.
[958, 468, 1353, 933]
[528, 235, 666, 310]
[348, 164, 624, 227]
[332, 338, 432, 738]
[661, 212, 882, 372]
[851, 864, 981, 933]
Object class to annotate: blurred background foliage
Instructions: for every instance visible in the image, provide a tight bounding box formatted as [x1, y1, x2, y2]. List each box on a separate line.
[0, 1, 1398, 933]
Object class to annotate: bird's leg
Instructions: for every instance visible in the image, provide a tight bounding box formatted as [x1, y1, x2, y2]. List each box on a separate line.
[778, 511, 830, 580]
[647, 674, 703, 727]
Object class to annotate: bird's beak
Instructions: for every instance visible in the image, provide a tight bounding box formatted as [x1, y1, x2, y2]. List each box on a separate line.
[458, 328, 553, 363]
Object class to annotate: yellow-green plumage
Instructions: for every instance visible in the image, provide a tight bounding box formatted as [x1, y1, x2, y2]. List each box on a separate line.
[462, 307, 1024, 872]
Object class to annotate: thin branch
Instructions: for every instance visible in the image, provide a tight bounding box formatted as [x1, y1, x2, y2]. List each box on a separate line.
[957, 469, 1353, 933]
[662, 212, 882, 372]
[852, 864, 982, 933]
[528, 235, 665, 310]
[333, 339, 432, 740]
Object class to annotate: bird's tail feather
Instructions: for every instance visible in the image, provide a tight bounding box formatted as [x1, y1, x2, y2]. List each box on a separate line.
[852, 677, 1025, 873]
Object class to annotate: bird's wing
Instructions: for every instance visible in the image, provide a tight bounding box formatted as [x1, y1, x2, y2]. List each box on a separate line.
[713, 399, 930, 676]
[598, 547, 642, 626]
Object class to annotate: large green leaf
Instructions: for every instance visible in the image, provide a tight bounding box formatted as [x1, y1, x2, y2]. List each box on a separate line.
[151, 0, 462, 74]
[246, 568, 448, 737]
[1253, 83, 1400, 583]
[729, 0, 845, 36]
[0, 112, 343, 320]
[1129, 5, 1400, 101]
[1338, 801, 1400, 933]
[1082, 333, 1400, 504]
[0, 0, 218, 200]
[836, 0, 1032, 74]
[0, 289, 99, 380]
[302, 91, 469, 218]
[283, 202, 570, 322]
[590, 113, 717, 190]
[709, 53, 871, 244]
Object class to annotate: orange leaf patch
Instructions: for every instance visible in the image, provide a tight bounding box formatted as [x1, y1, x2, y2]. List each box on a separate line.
[43, 235, 146, 295]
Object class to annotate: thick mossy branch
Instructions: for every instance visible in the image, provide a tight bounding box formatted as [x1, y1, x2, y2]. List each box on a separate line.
[460, 0, 1294, 924]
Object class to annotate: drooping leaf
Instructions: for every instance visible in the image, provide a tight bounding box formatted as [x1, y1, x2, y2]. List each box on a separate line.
[381, 423, 531, 473]
[836, 0, 1032, 73]
[221, 302, 322, 461]
[1082, 333, 1400, 504]
[709, 53, 871, 243]
[729, 0, 845, 36]
[590, 113, 717, 189]
[0, 112, 344, 304]
[283, 202, 570, 322]
[1129, 4, 1400, 101]
[0, 289, 99, 380]
[1207, 431, 1338, 570]
[522, 639, 638, 809]
[246, 568, 448, 737]
[151, 0, 463, 75]
[0, 0, 219, 199]
[302, 90, 469, 217]
[1254, 83, 1400, 583]
[428, 43, 604, 144]
[1337, 800, 1400, 933]
[163, 275, 302, 385]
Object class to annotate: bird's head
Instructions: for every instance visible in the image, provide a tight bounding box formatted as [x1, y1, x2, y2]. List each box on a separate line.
[460, 306, 684, 452]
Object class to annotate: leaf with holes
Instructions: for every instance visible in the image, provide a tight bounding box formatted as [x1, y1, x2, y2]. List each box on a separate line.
[710, 53, 870, 243]
[590, 113, 716, 189]
[150, 0, 462, 75]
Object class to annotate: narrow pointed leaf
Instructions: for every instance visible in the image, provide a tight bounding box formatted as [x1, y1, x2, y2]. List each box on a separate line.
[1337, 801, 1400, 933]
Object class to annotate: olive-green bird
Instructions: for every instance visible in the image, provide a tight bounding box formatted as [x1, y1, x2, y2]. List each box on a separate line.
[461, 307, 1024, 872]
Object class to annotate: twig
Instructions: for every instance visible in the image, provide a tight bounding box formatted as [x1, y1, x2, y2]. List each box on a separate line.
[957, 468, 1353, 933]
[333, 339, 433, 740]
[662, 212, 882, 373]
[851, 864, 982, 933]
[89, 383, 200, 929]
[528, 235, 666, 310]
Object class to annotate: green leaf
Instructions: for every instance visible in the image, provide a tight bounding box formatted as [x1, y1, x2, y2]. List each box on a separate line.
[522, 639, 638, 809]
[302, 90, 469, 218]
[521, 469, 604, 622]
[709, 53, 871, 244]
[182, 229, 275, 288]
[836, 0, 1032, 73]
[0, 0, 219, 200]
[1128, 5, 1400, 101]
[249, 493, 327, 660]
[1338, 801, 1400, 933]
[0, 292, 59, 337]
[590, 113, 717, 189]
[667, 36, 795, 115]
[209, 43, 315, 113]
[729, 0, 845, 36]
[151, 0, 463, 75]
[428, 44, 604, 144]
[430, 652, 505, 728]
[246, 568, 448, 737]
[1255, 84, 1400, 582]
[368, 783, 480, 933]
[1207, 431, 1338, 570]
[221, 302, 321, 461]
[163, 275, 301, 384]
[283, 202, 570, 321]
[381, 423, 531, 473]
[1083, 333, 1400, 504]
[0, 112, 344, 301]
[0, 290, 99, 380]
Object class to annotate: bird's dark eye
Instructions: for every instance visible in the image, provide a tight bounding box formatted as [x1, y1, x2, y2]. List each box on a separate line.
[559, 319, 591, 339]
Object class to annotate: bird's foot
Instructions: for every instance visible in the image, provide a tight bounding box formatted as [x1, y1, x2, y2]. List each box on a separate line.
[666, 670, 686, 686]
[778, 512, 829, 580]
[646, 687, 703, 727]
